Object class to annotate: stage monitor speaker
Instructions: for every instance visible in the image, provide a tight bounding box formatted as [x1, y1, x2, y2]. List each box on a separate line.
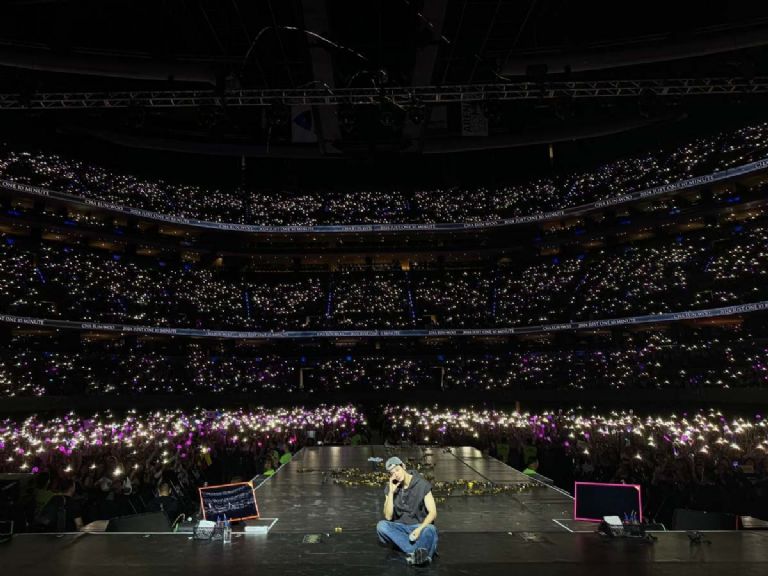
[672, 508, 739, 530]
[106, 511, 172, 533]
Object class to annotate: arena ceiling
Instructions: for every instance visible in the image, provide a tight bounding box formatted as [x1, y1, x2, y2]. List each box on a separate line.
[1, 0, 767, 87]
[0, 0, 767, 158]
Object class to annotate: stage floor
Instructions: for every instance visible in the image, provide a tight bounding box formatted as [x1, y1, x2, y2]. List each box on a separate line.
[8, 527, 768, 576]
[4, 445, 768, 576]
[256, 445, 584, 534]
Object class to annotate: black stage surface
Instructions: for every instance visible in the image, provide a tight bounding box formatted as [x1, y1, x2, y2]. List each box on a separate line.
[258, 445, 580, 534]
[5, 446, 768, 575]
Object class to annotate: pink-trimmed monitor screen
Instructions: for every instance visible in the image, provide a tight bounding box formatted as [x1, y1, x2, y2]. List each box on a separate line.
[574, 482, 642, 523]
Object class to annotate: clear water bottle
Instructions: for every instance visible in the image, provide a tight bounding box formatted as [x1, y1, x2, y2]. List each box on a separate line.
[222, 516, 232, 544]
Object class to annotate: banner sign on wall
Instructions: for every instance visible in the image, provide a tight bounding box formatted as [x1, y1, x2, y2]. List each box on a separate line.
[1, 301, 766, 339]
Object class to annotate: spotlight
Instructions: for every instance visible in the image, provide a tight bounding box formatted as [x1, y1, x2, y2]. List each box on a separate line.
[265, 104, 289, 128]
[380, 108, 395, 127]
[377, 102, 404, 129]
[408, 103, 426, 125]
[338, 105, 357, 134]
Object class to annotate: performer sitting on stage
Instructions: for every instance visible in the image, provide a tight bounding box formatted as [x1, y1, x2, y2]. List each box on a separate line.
[376, 456, 438, 566]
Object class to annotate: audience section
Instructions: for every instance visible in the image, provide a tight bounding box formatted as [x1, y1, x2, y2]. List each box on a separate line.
[1, 123, 767, 226]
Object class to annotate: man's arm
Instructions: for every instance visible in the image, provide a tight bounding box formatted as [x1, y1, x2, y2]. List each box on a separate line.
[420, 492, 437, 527]
[409, 492, 437, 540]
[383, 485, 395, 520]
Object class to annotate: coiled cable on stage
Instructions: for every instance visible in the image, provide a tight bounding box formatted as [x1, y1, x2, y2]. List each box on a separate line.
[171, 514, 186, 532]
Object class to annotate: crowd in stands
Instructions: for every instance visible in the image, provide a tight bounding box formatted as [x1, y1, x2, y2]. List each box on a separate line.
[1, 123, 767, 226]
[0, 213, 766, 330]
[383, 405, 768, 522]
[332, 270, 412, 328]
[2, 124, 768, 532]
[1, 329, 766, 397]
[0, 405, 364, 530]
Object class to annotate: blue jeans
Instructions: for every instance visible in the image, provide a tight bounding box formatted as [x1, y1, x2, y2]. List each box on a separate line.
[376, 520, 438, 559]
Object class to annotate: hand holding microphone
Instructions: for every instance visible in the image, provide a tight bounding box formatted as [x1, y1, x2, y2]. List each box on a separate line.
[389, 477, 400, 494]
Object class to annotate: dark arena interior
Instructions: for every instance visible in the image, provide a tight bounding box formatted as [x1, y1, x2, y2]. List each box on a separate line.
[3, 1, 768, 574]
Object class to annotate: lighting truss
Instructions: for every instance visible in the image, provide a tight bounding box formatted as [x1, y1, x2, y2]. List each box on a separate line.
[0, 77, 766, 109]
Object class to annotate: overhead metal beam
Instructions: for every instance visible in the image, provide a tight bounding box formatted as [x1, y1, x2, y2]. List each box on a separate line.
[500, 22, 768, 76]
[267, 0, 294, 87]
[468, 0, 502, 82]
[402, 0, 449, 150]
[1, 77, 767, 109]
[301, 0, 341, 154]
[0, 47, 216, 84]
